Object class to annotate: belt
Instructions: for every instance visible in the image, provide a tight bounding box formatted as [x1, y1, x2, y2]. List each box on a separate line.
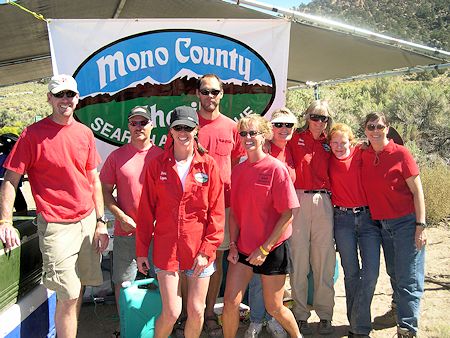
[334, 205, 369, 213]
[303, 189, 330, 195]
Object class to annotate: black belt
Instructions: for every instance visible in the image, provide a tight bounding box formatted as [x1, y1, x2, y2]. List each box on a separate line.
[304, 189, 330, 195]
[334, 205, 369, 213]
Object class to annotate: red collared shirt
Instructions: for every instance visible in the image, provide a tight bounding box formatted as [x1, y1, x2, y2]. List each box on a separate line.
[136, 148, 225, 271]
[288, 129, 331, 190]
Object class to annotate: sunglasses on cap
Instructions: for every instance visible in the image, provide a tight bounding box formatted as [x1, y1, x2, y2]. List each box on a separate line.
[272, 122, 294, 129]
[366, 123, 386, 131]
[309, 114, 329, 123]
[129, 120, 150, 127]
[199, 89, 221, 96]
[52, 90, 77, 98]
[239, 130, 261, 137]
[172, 125, 196, 132]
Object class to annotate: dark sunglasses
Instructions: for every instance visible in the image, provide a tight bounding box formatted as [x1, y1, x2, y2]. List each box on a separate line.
[366, 123, 386, 131]
[309, 114, 329, 123]
[273, 122, 294, 129]
[52, 90, 77, 98]
[129, 120, 150, 127]
[199, 89, 221, 96]
[173, 125, 196, 132]
[239, 130, 261, 137]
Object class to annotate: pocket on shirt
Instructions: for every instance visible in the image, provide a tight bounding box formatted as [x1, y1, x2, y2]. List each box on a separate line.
[215, 139, 233, 156]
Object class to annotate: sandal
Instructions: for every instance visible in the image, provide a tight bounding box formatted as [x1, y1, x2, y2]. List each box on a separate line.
[174, 316, 187, 338]
[111, 330, 120, 338]
[204, 314, 223, 337]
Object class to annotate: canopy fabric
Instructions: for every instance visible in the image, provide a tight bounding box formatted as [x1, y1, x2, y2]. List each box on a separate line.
[0, 0, 448, 87]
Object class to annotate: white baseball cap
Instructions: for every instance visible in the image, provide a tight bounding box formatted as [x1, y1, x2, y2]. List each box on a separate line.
[48, 74, 79, 94]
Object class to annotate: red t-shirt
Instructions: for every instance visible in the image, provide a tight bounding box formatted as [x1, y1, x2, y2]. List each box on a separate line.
[100, 143, 163, 236]
[198, 113, 245, 207]
[288, 129, 331, 190]
[269, 142, 296, 183]
[4, 117, 101, 222]
[329, 146, 367, 207]
[135, 149, 225, 271]
[230, 155, 299, 256]
[361, 140, 419, 220]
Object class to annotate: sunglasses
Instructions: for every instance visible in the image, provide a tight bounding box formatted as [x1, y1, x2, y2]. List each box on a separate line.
[173, 125, 196, 132]
[273, 122, 294, 129]
[366, 123, 386, 131]
[309, 114, 329, 123]
[239, 130, 261, 137]
[129, 120, 150, 127]
[52, 90, 77, 98]
[199, 89, 221, 96]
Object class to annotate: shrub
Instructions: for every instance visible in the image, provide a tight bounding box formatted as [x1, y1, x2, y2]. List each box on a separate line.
[421, 161, 450, 225]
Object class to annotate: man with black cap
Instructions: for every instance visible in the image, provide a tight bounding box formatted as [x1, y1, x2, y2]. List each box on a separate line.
[0, 74, 109, 338]
[100, 105, 163, 337]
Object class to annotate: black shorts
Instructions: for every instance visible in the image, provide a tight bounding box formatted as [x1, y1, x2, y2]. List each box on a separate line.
[238, 240, 292, 275]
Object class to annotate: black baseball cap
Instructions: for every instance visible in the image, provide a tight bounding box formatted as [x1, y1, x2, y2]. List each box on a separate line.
[169, 106, 199, 128]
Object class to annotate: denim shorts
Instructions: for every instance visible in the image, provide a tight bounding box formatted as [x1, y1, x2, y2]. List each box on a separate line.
[154, 261, 216, 278]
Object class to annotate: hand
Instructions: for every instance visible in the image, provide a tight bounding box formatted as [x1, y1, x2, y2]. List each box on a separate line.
[415, 226, 427, 250]
[191, 253, 209, 277]
[137, 257, 150, 275]
[227, 245, 239, 264]
[0, 223, 20, 252]
[119, 214, 137, 233]
[246, 247, 267, 266]
[94, 224, 109, 254]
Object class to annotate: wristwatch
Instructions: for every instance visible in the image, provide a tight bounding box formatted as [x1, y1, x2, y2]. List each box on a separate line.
[415, 222, 427, 228]
[96, 215, 108, 225]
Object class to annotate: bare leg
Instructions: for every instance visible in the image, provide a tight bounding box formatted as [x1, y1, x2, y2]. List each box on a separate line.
[155, 271, 182, 338]
[55, 289, 82, 338]
[262, 274, 300, 337]
[184, 274, 210, 338]
[204, 250, 224, 334]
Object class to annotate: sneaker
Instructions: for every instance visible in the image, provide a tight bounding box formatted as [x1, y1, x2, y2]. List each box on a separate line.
[397, 327, 416, 337]
[318, 319, 334, 335]
[245, 322, 264, 338]
[297, 320, 313, 336]
[266, 318, 287, 338]
[373, 307, 397, 329]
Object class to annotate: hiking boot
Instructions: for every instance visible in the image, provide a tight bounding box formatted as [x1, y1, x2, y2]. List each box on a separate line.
[266, 318, 287, 338]
[397, 327, 416, 337]
[297, 320, 313, 336]
[373, 307, 397, 329]
[318, 319, 334, 335]
[245, 322, 263, 338]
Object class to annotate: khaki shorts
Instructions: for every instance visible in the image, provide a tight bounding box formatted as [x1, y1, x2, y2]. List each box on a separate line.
[217, 208, 230, 251]
[36, 209, 103, 300]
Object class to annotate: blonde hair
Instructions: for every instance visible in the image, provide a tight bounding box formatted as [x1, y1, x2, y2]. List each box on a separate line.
[301, 100, 333, 135]
[328, 123, 356, 145]
[237, 114, 273, 140]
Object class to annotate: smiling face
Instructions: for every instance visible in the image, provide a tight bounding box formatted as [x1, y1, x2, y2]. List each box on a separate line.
[240, 121, 265, 154]
[330, 131, 351, 159]
[171, 125, 198, 149]
[47, 91, 79, 123]
[272, 122, 294, 145]
[364, 118, 389, 148]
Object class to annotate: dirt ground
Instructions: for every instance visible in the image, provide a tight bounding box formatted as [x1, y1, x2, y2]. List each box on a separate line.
[20, 183, 450, 337]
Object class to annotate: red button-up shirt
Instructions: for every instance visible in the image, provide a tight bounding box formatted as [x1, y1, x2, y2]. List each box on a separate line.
[136, 148, 225, 271]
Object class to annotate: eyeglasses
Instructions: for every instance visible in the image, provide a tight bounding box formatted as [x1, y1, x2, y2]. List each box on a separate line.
[199, 89, 221, 96]
[366, 123, 386, 131]
[309, 114, 329, 123]
[239, 130, 261, 137]
[52, 91, 77, 98]
[129, 120, 150, 127]
[172, 125, 195, 132]
[272, 122, 294, 129]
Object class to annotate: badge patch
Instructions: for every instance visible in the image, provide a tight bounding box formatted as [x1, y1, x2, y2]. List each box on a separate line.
[194, 172, 209, 183]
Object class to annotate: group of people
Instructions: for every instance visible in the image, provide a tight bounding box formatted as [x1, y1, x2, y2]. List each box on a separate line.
[0, 73, 426, 338]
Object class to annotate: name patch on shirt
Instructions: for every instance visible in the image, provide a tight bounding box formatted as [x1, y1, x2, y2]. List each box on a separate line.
[160, 171, 167, 181]
[297, 138, 305, 146]
[194, 172, 209, 183]
[256, 174, 271, 186]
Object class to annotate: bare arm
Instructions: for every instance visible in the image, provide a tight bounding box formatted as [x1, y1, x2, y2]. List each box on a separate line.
[0, 170, 22, 249]
[88, 169, 109, 253]
[227, 209, 240, 264]
[102, 183, 136, 233]
[406, 175, 427, 250]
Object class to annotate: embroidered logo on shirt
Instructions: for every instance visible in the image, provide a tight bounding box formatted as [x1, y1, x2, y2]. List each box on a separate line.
[297, 138, 305, 146]
[160, 171, 167, 181]
[194, 172, 209, 183]
[322, 143, 331, 152]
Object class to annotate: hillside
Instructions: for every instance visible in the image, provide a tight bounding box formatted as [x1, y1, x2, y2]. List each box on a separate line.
[296, 0, 449, 50]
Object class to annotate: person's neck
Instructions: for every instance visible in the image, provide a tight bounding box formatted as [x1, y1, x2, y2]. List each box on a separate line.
[272, 139, 287, 149]
[198, 108, 220, 121]
[174, 144, 194, 162]
[50, 113, 73, 126]
[372, 138, 389, 152]
[131, 138, 152, 151]
[310, 130, 322, 140]
[247, 148, 266, 163]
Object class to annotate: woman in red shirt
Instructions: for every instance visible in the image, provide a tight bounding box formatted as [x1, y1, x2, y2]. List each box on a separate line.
[222, 114, 301, 338]
[361, 112, 426, 338]
[136, 106, 225, 338]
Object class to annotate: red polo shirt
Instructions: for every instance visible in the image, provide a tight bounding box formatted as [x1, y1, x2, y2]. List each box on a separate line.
[288, 129, 331, 190]
[136, 148, 225, 271]
[269, 142, 296, 183]
[361, 140, 419, 220]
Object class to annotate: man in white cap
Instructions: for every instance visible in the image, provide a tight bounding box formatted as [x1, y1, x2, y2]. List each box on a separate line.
[0, 74, 109, 338]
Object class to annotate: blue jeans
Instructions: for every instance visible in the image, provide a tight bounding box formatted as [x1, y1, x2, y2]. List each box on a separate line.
[248, 274, 272, 323]
[378, 213, 425, 334]
[334, 208, 381, 335]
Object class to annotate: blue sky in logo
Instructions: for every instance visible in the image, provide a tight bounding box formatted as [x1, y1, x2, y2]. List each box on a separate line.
[75, 31, 273, 96]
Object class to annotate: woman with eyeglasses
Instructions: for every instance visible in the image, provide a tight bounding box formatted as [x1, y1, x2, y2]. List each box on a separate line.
[244, 108, 298, 338]
[136, 106, 225, 338]
[328, 123, 381, 337]
[361, 112, 426, 338]
[222, 114, 301, 338]
[287, 100, 336, 335]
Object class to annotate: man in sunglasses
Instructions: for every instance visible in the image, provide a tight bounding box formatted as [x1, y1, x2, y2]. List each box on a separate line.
[0, 74, 109, 338]
[100, 105, 163, 337]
